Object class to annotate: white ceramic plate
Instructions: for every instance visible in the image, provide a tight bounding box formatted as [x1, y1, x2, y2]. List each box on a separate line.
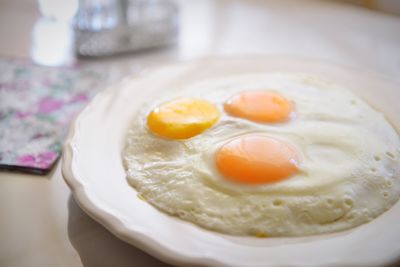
[62, 56, 400, 267]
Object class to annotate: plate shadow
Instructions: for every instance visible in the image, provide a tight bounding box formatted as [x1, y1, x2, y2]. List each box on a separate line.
[67, 195, 172, 267]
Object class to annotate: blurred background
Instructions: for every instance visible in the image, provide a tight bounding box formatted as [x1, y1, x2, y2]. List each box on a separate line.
[1, 0, 399, 72]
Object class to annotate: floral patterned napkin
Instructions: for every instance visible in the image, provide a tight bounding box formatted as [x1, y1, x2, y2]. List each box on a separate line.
[0, 58, 107, 174]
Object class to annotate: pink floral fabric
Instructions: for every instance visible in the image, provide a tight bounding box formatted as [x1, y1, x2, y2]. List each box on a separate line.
[0, 58, 107, 174]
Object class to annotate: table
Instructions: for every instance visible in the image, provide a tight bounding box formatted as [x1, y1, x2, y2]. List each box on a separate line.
[0, 1, 399, 266]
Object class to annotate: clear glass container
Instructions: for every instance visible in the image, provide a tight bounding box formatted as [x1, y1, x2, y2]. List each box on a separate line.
[74, 0, 178, 57]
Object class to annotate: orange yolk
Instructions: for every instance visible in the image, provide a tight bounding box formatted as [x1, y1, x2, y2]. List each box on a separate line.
[147, 98, 220, 139]
[224, 91, 292, 123]
[215, 135, 298, 184]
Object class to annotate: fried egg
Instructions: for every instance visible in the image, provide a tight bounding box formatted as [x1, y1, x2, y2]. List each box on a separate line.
[123, 73, 400, 237]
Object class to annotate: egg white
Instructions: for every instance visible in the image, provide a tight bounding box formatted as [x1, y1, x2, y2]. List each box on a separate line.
[123, 73, 400, 236]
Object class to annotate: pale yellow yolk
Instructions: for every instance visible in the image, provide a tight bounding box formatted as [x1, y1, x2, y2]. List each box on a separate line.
[215, 135, 299, 184]
[224, 91, 292, 123]
[147, 98, 220, 139]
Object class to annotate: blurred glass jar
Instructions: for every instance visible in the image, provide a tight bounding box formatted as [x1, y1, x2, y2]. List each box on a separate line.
[74, 0, 178, 57]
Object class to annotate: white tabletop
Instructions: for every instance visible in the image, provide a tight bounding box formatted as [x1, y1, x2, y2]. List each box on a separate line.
[0, 1, 399, 267]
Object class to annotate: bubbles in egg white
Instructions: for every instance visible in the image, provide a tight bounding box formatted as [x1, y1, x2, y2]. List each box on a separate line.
[123, 73, 400, 237]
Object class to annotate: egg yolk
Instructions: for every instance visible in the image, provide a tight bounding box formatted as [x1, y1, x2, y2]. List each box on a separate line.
[147, 98, 220, 139]
[224, 91, 292, 123]
[215, 135, 298, 184]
